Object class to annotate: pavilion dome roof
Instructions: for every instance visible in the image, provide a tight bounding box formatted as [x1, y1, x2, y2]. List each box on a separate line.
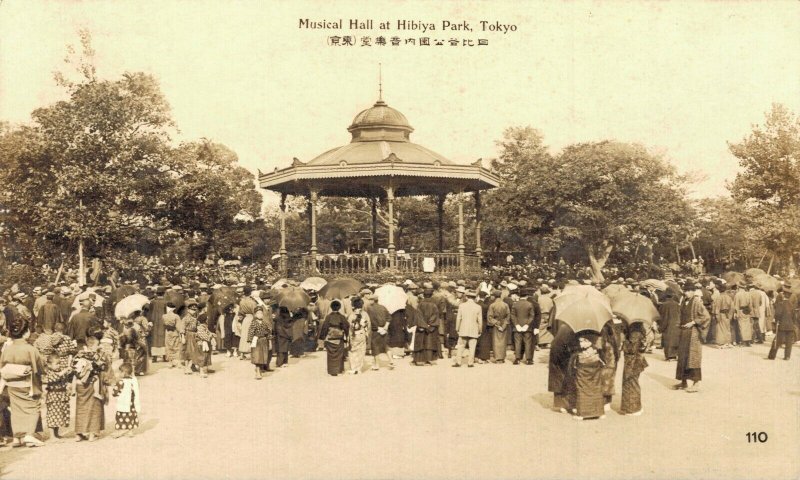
[347, 99, 414, 142]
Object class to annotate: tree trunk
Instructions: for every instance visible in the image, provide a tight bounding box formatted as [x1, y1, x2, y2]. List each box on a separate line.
[767, 254, 775, 275]
[688, 241, 696, 260]
[587, 243, 613, 283]
[676, 246, 681, 263]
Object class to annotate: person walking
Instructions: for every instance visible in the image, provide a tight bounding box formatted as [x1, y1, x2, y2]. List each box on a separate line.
[452, 290, 482, 368]
[675, 283, 711, 393]
[620, 322, 649, 415]
[248, 305, 272, 379]
[767, 288, 795, 360]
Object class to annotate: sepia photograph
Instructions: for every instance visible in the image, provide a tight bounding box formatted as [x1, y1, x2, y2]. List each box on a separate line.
[0, 1, 798, 479]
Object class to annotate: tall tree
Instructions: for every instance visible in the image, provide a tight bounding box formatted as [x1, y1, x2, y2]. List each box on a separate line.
[728, 104, 800, 273]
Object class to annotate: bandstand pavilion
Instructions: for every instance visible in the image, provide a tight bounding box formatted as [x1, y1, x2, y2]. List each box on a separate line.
[259, 94, 500, 277]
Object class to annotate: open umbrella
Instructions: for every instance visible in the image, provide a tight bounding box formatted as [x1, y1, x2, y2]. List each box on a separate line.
[602, 284, 630, 300]
[611, 292, 660, 327]
[318, 278, 365, 300]
[744, 268, 766, 279]
[556, 285, 612, 311]
[209, 287, 237, 311]
[374, 284, 409, 314]
[114, 294, 150, 320]
[752, 273, 780, 292]
[555, 297, 612, 334]
[641, 279, 667, 291]
[299, 276, 327, 292]
[721, 271, 745, 286]
[275, 286, 311, 312]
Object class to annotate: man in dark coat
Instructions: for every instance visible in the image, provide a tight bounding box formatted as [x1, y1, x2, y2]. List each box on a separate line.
[38, 292, 63, 333]
[675, 284, 710, 392]
[414, 289, 440, 366]
[475, 291, 493, 363]
[658, 291, 681, 360]
[510, 289, 540, 365]
[768, 289, 796, 360]
[147, 287, 168, 361]
[274, 307, 293, 368]
[365, 295, 393, 370]
[67, 298, 100, 347]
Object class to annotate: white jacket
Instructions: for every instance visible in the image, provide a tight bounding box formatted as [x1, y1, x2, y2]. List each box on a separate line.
[115, 377, 141, 413]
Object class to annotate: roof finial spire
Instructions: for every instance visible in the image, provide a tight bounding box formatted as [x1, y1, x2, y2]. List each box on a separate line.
[378, 63, 383, 101]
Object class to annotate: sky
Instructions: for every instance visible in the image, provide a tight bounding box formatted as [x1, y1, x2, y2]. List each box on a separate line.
[1, 0, 799, 205]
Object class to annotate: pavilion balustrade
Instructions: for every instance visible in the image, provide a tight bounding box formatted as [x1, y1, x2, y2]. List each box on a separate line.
[295, 252, 481, 276]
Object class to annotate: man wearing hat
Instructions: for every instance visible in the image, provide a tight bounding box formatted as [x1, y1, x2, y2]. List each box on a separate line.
[768, 288, 796, 360]
[365, 294, 394, 370]
[452, 290, 482, 368]
[32, 286, 47, 322]
[147, 286, 168, 361]
[732, 283, 754, 346]
[510, 289, 540, 365]
[67, 298, 100, 347]
[414, 289, 441, 366]
[38, 291, 63, 333]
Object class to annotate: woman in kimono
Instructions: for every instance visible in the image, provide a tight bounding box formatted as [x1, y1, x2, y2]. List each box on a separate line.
[0, 316, 45, 447]
[121, 312, 150, 376]
[569, 333, 605, 420]
[475, 291, 493, 363]
[620, 322, 648, 415]
[248, 305, 272, 379]
[181, 300, 199, 374]
[387, 308, 407, 359]
[675, 284, 711, 392]
[549, 321, 577, 413]
[318, 300, 349, 376]
[712, 285, 734, 348]
[347, 297, 370, 374]
[598, 319, 622, 412]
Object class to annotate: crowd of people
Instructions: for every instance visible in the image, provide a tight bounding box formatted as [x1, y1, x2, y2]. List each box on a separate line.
[0, 261, 797, 446]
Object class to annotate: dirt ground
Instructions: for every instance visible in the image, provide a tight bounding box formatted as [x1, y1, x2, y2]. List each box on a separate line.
[1, 340, 798, 480]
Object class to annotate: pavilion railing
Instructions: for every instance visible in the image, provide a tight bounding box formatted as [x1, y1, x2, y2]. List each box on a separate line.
[295, 252, 481, 276]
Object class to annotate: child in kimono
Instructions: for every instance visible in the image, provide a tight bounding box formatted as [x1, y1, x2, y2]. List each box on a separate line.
[570, 334, 606, 420]
[100, 319, 119, 360]
[43, 354, 72, 439]
[111, 362, 140, 438]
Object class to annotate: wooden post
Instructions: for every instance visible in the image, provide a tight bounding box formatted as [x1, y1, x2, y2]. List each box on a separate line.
[385, 185, 395, 267]
[279, 193, 287, 273]
[457, 190, 465, 273]
[474, 190, 482, 258]
[309, 189, 318, 258]
[437, 194, 445, 252]
[371, 197, 378, 253]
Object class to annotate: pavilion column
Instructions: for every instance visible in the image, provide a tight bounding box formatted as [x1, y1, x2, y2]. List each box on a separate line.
[474, 190, 482, 258]
[279, 193, 288, 273]
[456, 190, 465, 273]
[437, 194, 445, 252]
[385, 185, 395, 267]
[371, 197, 378, 253]
[308, 188, 319, 258]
